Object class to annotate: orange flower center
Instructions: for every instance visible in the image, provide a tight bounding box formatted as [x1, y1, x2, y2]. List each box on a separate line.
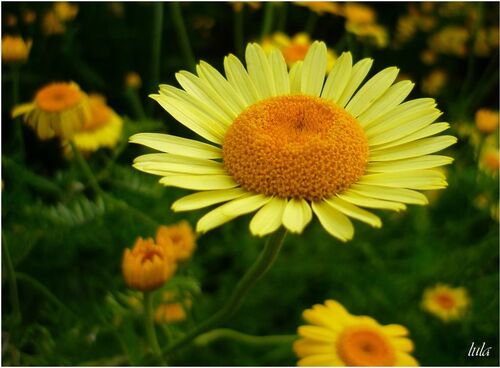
[35, 83, 83, 112]
[434, 292, 456, 310]
[222, 95, 369, 201]
[282, 43, 310, 64]
[337, 326, 396, 366]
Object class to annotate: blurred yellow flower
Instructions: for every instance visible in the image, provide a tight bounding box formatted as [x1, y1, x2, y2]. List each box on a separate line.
[422, 284, 470, 322]
[67, 94, 123, 153]
[231, 2, 261, 13]
[261, 32, 336, 71]
[420, 49, 437, 65]
[156, 221, 196, 262]
[421, 69, 447, 96]
[5, 14, 18, 27]
[395, 15, 417, 45]
[294, 300, 418, 366]
[2, 35, 32, 63]
[344, 2, 376, 25]
[429, 26, 469, 57]
[475, 108, 499, 134]
[295, 2, 342, 16]
[155, 303, 187, 323]
[125, 71, 142, 89]
[347, 22, 388, 48]
[122, 237, 177, 292]
[22, 10, 37, 24]
[480, 149, 499, 175]
[42, 11, 66, 35]
[12, 82, 91, 140]
[53, 2, 79, 21]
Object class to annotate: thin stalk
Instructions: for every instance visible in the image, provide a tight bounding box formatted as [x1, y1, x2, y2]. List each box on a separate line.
[260, 2, 275, 40]
[149, 2, 164, 116]
[275, 3, 288, 32]
[124, 88, 147, 121]
[2, 235, 21, 323]
[234, 7, 245, 59]
[16, 272, 75, 317]
[194, 328, 297, 347]
[70, 141, 103, 196]
[171, 2, 196, 72]
[164, 227, 287, 356]
[305, 11, 318, 35]
[144, 291, 166, 365]
[11, 65, 25, 162]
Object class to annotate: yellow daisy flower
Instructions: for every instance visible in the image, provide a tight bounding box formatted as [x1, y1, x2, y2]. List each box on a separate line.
[421, 284, 470, 322]
[475, 108, 499, 134]
[2, 35, 32, 63]
[130, 42, 456, 241]
[262, 33, 336, 72]
[122, 237, 177, 292]
[294, 300, 418, 366]
[12, 82, 91, 140]
[68, 94, 123, 153]
[156, 221, 197, 262]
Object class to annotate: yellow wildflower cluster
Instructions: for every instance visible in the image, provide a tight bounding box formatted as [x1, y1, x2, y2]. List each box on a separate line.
[421, 69, 447, 96]
[42, 2, 79, 35]
[12, 82, 123, 153]
[122, 222, 196, 292]
[154, 290, 193, 324]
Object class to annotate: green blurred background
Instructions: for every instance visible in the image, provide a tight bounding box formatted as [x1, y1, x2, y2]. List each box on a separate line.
[2, 2, 499, 366]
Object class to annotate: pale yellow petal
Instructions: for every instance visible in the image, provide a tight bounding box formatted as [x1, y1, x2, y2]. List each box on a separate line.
[345, 67, 399, 117]
[395, 352, 419, 366]
[282, 198, 313, 234]
[348, 184, 428, 205]
[223, 54, 260, 105]
[129, 133, 222, 159]
[337, 191, 406, 211]
[367, 155, 454, 172]
[245, 43, 276, 98]
[358, 170, 448, 190]
[171, 188, 247, 211]
[368, 110, 442, 146]
[372, 122, 450, 150]
[321, 52, 353, 102]
[311, 201, 354, 242]
[289, 61, 304, 94]
[159, 175, 238, 190]
[325, 197, 382, 228]
[268, 48, 290, 95]
[391, 337, 414, 353]
[369, 135, 457, 161]
[297, 354, 341, 366]
[150, 94, 225, 144]
[357, 80, 414, 127]
[293, 339, 334, 358]
[298, 325, 337, 341]
[221, 194, 270, 217]
[133, 153, 226, 176]
[382, 324, 409, 337]
[337, 58, 373, 107]
[249, 197, 287, 237]
[301, 41, 327, 97]
[11, 103, 35, 118]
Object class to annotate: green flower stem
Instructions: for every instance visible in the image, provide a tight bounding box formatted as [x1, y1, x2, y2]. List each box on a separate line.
[11, 65, 25, 162]
[171, 2, 196, 72]
[2, 235, 21, 323]
[15, 272, 75, 317]
[275, 3, 288, 32]
[149, 2, 164, 116]
[2, 156, 61, 196]
[194, 328, 297, 347]
[260, 2, 275, 40]
[143, 291, 166, 365]
[305, 11, 318, 35]
[234, 7, 245, 59]
[124, 88, 147, 121]
[70, 141, 159, 229]
[164, 227, 287, 356]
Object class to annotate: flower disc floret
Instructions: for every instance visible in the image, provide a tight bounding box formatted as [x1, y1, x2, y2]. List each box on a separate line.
[223, 95, 369, 201]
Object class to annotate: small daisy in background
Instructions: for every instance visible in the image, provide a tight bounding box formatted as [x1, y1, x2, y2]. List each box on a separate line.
[156, 221, 197, 262]
[2, 35, 32, 64]
[421, 284, 470, 322]
[294, 300, 418, 366]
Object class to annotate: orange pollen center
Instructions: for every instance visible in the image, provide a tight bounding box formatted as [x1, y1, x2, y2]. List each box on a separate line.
[140, 249, 163, 264]
[35, 83, 83, 112]
[337, 326, 396, 366]
[435, 293, 456, 310]
[222, 95, 369, 201]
